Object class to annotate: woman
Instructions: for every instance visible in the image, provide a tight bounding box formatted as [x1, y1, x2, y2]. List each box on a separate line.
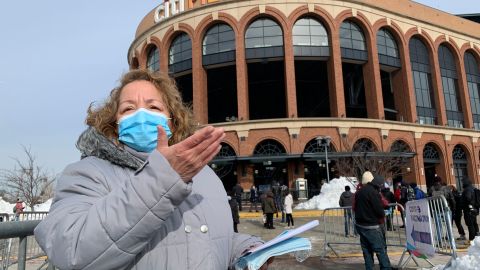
[284, 189, 294, 229]
[34, 70, 270, 270]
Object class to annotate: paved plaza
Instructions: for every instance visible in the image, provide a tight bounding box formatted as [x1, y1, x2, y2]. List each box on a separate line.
[6, 213, 471, 270]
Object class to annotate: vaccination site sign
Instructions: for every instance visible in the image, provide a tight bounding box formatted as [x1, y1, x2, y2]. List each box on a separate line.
[405, 199, 435, 258]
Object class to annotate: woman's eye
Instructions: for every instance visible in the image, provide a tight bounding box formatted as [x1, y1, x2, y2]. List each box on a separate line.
[150, 105, 162, 111]
[121, 107, 134, 113]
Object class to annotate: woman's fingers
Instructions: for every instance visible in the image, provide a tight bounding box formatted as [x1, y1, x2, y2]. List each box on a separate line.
[162, 126, 224, 182]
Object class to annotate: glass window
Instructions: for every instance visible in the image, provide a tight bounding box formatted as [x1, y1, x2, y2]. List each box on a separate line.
[377, 28, 399, 58]
[245, 18, 283, 49]
[169, 33, 192, 65]
[146, 46, 159, 72]
[292, 18, 329, 47]
[340, 21, 366, 51]
[203, 24, 235, 56]
[410, 37, 436, 125]
[439, 45, 463, 127]
[465, 52, 480, 129]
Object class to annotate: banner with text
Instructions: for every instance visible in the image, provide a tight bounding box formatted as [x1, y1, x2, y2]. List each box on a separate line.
[405, 199, 435, 258]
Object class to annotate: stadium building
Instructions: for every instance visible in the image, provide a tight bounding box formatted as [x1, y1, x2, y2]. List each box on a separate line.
[128, 0, 480, 196]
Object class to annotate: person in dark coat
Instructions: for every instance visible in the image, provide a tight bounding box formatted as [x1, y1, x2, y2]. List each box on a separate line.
[249, 185, 259, 212]
[339, 185, 355, 237]
[232, 183, 243, 211]
[354, 174, 392, 270]
[381, 184, 396, 231]
[228, 191, 240, 233]
[262, 191, 277, 229]
[449, 185, 466, 241]
[461, 177, 479, 243]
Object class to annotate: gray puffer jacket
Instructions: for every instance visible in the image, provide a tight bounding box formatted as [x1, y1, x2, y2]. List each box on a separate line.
[34, 128, 262, 270]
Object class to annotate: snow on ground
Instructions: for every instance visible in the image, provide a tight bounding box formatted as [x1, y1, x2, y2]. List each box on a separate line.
[34, 198, 52, 212]
[295, 177, 357, 210]
[436, 236, 480, 270]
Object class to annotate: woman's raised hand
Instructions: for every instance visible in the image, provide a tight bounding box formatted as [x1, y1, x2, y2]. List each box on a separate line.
[156, 125, 225, 182]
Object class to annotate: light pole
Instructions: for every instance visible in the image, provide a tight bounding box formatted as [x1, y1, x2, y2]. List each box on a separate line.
[316, 136, 331, 183]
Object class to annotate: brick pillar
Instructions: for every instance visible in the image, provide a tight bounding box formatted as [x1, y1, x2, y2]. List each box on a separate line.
[399, 41, 417, 123]
[192, 39, 208, 124]
[236, 31, 249, 121]
[329, 33, 346, 117]
[364, 35, 384, 120]
[431, 53, 448, 126]
[283, 30, 298, 118]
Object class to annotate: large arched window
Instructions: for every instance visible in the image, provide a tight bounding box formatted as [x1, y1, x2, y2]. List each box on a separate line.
[169, 33, 192, 73]
[202, 23, 235, 66]
[409, 37, 436, 125]
[439, 45, 463, 128]
[465, 52, 480, 129]
[341, 20, 368, 118]
[352, 138, 377, 152]
[253, 139, 286, 156]
[377, 28, 400, 67]
[146, 46, 159, 72]
[377, 28, 401, 120]
[245, 18, 286, 120]
[292, 17, 329, 57]
[423, 143, 441, 163]
[245, 18, 284, 59]
[340, 20, 367, 61]
[303, 138, 336, 153]
[390, 140, 411, 153]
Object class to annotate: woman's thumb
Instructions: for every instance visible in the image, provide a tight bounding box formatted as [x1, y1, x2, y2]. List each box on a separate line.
[156, 125, 168, 148]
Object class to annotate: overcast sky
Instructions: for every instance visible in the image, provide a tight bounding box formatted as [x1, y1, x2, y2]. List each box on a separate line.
[0, 0, 477, 176]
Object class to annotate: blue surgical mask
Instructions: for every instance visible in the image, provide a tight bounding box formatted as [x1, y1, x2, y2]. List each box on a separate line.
[118, 108, 172, 152]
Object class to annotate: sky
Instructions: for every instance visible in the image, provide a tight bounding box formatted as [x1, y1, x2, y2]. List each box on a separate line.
[0, 0, 477, 177]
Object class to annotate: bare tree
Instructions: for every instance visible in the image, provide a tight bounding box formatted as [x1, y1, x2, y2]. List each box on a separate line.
[0, 146, 55, 210]
[334, 133, 413, 184]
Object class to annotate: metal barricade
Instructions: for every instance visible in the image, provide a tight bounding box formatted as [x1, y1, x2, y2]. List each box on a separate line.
[320, 203, 406, 258]
[397, 195, 456, 269]
[0, 212, 51, 270]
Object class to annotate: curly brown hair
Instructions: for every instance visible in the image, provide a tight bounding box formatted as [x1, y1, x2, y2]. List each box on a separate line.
[86, 69, 195, 145]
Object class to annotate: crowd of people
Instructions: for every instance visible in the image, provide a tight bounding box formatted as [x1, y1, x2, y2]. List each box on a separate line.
[227, 181, 294, 231]
[346, 172, 480, 270]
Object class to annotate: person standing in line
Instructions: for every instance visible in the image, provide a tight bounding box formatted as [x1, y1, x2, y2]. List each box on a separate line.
[394, 182, 406, 228]
[249, 185, 259, 212]
[354, 173, 392, 270]
[233, 182, 243, 212]
[339, 185, 355, 237]
[381, 184, 396, 231]
[14, 199, 25, 221]
[284, 189, 294, 229]
[262, 191, 277, 229]
[449, 185, 466, 241]
[228, 190, 240, 233]
[461, 178, 479, 244]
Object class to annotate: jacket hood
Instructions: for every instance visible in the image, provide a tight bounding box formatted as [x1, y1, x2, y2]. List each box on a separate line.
[462, 178, 472, 188]
[76, 127, 144, 170]
[371, 175, 385, 188]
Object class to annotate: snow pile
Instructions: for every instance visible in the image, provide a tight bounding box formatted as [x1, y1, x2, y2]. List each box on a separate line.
[34, 198, 53, 212]
[442, 236, 480, 270]
[0, 197, 15, 214]
[294, 177, 357, 210]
